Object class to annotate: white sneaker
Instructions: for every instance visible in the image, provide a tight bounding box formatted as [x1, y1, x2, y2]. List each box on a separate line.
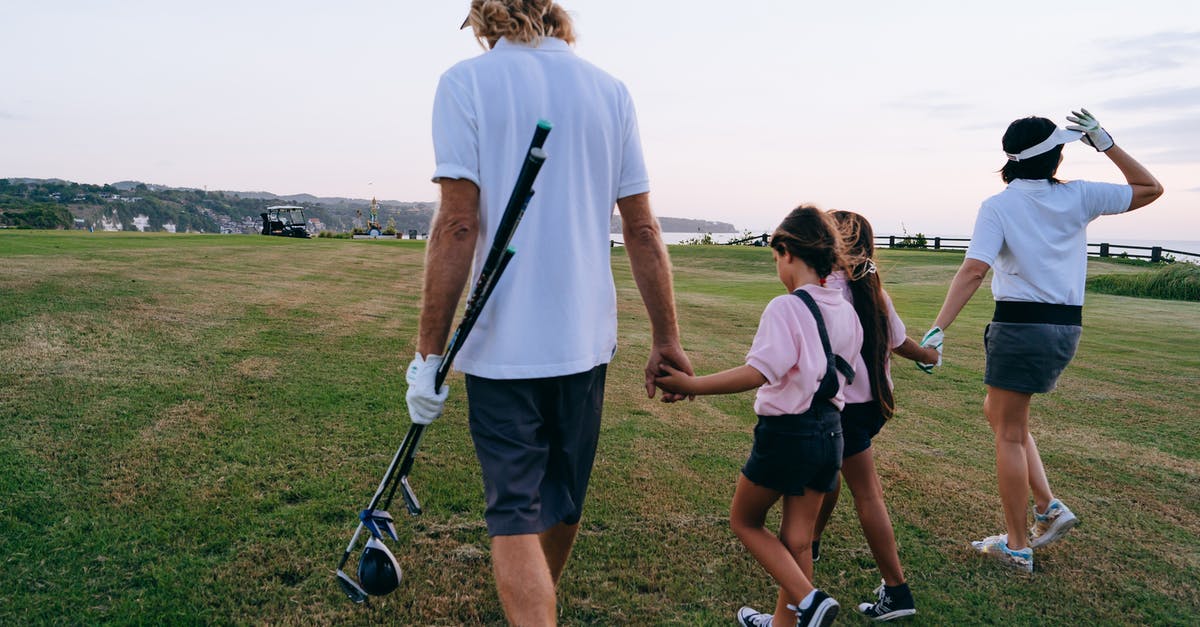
[737, 605, 773, 627]
[1029, 499, 1078, 549]
[971, 534, 1033, 573]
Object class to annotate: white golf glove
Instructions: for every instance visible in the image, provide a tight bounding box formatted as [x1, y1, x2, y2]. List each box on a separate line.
[917, 326, 944, 374]
[1065, 108, 1114, 152]
[405, 353, 449, 425]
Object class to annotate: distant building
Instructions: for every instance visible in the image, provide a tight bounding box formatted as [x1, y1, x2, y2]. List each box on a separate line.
[73, 218, 87, 230]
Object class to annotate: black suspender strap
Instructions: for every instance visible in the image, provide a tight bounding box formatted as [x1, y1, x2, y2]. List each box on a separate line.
[792, 289, 856, 398]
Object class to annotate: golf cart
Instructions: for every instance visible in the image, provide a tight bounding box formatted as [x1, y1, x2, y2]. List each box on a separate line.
[261, 205, 312, 238]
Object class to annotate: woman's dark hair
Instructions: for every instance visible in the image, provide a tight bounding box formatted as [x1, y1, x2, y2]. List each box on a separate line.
[769, 205, 842, 280]
[1000, 116, 1064, 184]
[829, 210, 895, 420]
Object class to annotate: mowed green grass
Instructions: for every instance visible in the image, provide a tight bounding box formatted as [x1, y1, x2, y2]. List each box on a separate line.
[1, 231, 1197, 625]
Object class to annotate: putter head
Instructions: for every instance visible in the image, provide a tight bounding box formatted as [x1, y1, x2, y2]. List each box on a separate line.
[335, 569, 369, 604]
[357, 537, 402, 596]
[359, 508, 399, 542]
[400, 476, 422, 516]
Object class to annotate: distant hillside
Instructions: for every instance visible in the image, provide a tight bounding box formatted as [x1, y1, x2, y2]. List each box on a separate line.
[610, 215, 736, 234]
[1, 177, 738, 235]
[0, 178, 435, 234]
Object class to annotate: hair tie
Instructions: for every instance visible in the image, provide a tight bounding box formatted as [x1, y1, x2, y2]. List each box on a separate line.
[850, 259, 877, 281]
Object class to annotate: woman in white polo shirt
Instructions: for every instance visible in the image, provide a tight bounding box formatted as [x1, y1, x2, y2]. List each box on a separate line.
[926, 110, 1163, 573]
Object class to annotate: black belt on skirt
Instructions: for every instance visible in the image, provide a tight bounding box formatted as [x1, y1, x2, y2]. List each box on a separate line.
[993, 301, 1082, 326]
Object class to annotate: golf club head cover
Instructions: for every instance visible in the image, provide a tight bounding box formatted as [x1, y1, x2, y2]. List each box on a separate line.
[406, 353, 449, 425]
[1065, 108, 1114, 152]
[917, 326, 944, 373]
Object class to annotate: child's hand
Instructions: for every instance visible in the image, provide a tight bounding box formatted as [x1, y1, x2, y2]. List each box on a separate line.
[654, 363, 695, 396]
[916, 326, 943, 374]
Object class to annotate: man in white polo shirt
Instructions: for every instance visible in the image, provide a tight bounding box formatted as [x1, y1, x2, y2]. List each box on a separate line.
[405, 2, 692, 624]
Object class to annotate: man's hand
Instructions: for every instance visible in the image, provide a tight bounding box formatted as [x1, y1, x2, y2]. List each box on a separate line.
[1066, 108, 1114, 152]
[917, 327, 943, 374]
[406, 353, 449, 425]
[645, 341, 693, 402]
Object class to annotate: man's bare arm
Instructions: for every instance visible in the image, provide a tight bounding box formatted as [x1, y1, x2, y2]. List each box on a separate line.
[416, 179, 480, 357]
[616, 192, 693, 399]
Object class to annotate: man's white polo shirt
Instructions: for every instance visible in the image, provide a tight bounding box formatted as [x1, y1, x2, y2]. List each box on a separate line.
[965, 179, 1132, 306]
[432, 37, 650, 379]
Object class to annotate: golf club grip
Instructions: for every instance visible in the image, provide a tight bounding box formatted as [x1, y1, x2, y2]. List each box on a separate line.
[475, 147, 546, 287]
[530, 119, 552, 152]
[434, 247, 516, 390]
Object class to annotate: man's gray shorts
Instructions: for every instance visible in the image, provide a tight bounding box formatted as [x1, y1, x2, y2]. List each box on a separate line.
[465, 364, 606, 537]
[984, 322, 1081, 394]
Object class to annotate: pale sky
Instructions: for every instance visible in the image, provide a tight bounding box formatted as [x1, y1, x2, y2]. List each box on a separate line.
[2, 1, 1198, 240]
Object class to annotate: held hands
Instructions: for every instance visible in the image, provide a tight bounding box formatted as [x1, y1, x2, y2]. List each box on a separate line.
[653, 363, 696, 397]
[646, 341, 694, 403]
[405, 353, 449, 425]
[916, 327, 944, 374]
[1066, 108, 1115, 152]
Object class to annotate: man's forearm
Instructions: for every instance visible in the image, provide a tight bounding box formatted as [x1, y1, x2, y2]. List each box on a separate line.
[417, 180, 480, 356]
[619, 197, 679, 344]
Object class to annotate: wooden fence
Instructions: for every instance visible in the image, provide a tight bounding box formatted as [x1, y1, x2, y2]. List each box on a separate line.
[609, 234, 1198, 263]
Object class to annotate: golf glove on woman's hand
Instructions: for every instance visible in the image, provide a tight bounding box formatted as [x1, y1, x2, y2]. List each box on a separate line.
[1065, 108, 1114, 152]
[406, 353, 449, 425]
[917, 326, 944, 374]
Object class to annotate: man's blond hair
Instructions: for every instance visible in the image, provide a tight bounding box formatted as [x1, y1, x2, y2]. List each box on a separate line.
[465, 0, 575, 48]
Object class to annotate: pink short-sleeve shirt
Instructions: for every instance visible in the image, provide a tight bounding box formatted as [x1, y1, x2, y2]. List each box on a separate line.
[745, 284, 864, 415]
[824, 272, 907, 404]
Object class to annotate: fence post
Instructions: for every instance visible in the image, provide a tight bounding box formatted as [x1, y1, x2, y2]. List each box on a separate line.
[934, 237, 941, 251]
[889, 235, 895, 248]
[1099, 243, 1109, 257]
[1151, 246, 1162, 263]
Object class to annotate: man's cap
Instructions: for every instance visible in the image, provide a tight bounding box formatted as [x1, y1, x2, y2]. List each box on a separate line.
[1006, 127, 1082, 162]
[461, 15, 470, 30]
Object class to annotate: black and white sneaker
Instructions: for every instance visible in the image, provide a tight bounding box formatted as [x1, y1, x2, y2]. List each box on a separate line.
[792, 590, 839, 627]
[737, 605, 774, 627]
[856, 580, 916, 621]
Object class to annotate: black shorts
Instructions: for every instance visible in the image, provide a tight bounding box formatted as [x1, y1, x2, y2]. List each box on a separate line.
[742, 403, 843, 496]
[841, 401, 885, 458]
[465, 364, 607, 537]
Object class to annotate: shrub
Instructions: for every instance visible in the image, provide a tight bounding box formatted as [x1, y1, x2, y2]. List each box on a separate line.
[894, 232, 928, 249]
[680, 232, 716, 245]
[1087, 263, 1200, 302]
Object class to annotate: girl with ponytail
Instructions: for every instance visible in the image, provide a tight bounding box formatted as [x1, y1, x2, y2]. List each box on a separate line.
[806, 210, 940, 621]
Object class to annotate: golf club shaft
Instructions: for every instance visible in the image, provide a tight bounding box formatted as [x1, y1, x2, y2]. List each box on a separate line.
[338, 122, 552, 590]
[472, 120, 552, 285]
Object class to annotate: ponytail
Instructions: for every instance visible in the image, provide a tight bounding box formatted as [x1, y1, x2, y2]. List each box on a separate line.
[830, 211, 895, 420]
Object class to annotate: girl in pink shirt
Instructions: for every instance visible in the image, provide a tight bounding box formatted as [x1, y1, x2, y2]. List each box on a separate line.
[810, 210, 939, 621]
[656, 206, 862, 627]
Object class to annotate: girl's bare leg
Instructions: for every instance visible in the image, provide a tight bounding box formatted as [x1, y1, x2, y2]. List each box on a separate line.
[842, 448, 905, 586]
[730, 474, 823, 623]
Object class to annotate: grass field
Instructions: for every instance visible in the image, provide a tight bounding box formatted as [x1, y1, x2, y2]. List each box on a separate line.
[1, 231, 1197, 625]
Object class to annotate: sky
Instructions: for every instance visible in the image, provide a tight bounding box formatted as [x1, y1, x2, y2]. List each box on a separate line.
[2, 0, 1198, 240]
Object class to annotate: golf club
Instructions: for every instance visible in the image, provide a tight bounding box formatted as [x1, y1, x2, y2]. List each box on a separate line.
[335, 120, 552, 604]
